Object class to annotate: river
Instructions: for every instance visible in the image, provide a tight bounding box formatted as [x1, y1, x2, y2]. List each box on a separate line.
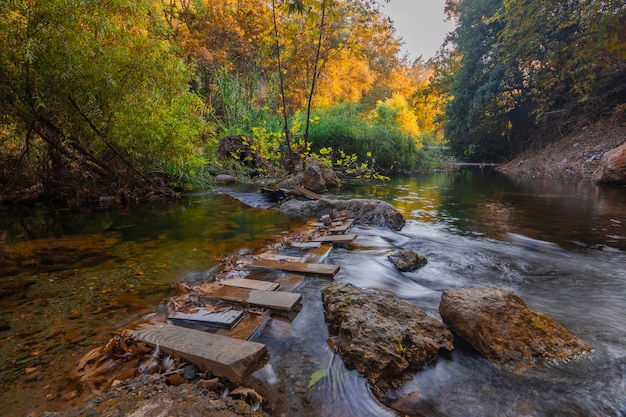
[1, 169, 625, 416]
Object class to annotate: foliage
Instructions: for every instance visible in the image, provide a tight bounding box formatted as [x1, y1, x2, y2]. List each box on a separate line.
[371, 94, 422, 139]
[0, 0, 452, 203]
[0, 0, 208, 202]
[212, 68, 282, 137]
[301, 102, 421, 173]
[441, 0, 626, 161]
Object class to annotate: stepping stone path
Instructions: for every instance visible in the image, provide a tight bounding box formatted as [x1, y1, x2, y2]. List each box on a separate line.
[134, 214, 357, 379]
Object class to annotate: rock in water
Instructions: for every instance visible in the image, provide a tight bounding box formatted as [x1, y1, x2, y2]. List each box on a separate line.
[275, 161, 339, 193]
[279, 198, 405, 230]
[388, 250, 428, 272]
[439, 287, 592, 370]
[322, 282, 453, 401]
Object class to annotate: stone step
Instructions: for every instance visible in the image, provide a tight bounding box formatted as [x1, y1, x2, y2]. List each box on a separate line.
[134, 324, 268, 382]
[198, 282, 302, 312]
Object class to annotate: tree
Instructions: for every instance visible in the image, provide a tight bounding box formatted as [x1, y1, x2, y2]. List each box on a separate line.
[270, 0, 399, 170]
[495, 0, 626, 132]
[0, 0, 207, 202]
[442, 0, 626, 161]
[443, 0, 515, 161]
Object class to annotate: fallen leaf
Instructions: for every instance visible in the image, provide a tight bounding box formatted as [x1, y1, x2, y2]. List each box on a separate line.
[231, 386, 262, 404]
[197, 378, 222, 390]
[167, 373, 184, 386]
[308, 368, 328, 388]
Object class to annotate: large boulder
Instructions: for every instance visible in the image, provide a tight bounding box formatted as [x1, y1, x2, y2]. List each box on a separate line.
[439, 287, 592, 370]
[279, 198, 405, 230]
[275, 162, 339, 193]
[322, 282, 454, 401]
[594, 141, 626, 184]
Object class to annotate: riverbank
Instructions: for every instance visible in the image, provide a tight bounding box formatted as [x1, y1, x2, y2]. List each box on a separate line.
[497, 118, 625, 181]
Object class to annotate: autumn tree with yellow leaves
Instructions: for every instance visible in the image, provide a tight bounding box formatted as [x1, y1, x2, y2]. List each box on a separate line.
[0, 0, 444, 203]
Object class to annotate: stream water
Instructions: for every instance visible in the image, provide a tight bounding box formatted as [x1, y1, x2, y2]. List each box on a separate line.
[1, 169, 625, 416]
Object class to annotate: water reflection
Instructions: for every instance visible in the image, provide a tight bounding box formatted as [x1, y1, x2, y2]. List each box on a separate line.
[336, 170, 626, 251]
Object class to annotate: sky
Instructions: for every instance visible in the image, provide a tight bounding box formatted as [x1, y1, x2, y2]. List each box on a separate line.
[381, 0, 456, 61]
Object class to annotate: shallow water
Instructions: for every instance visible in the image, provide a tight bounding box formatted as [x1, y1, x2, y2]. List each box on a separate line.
[1, 170, 625, 416]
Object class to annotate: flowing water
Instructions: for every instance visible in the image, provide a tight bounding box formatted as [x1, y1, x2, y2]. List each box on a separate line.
[1, 169, 625, 416]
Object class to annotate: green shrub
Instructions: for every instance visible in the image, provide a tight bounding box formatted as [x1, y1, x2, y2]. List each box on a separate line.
[300, 102, 421, 172]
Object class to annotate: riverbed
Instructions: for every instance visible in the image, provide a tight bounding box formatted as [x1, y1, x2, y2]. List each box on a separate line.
[1, 169, 625, 416]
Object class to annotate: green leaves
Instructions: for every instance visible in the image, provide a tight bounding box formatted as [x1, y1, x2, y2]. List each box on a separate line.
[0, 0, 209, 201]
[441, 0, 626, 161]
[308, 367, 329, 388]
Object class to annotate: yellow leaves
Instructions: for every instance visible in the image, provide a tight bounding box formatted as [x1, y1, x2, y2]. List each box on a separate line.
[306, 11, 319, 28]
[316, 50, 375, 106]
[372, 93, 421, 137]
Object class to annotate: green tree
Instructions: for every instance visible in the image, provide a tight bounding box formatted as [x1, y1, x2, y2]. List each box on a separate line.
[0, 0, 207, 202]
[495, 0, 626, 129]
[443, 0, 514, 161]
[442, 0, 626, 161]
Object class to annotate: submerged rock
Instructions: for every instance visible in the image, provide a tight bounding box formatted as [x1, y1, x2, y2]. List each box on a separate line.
[322, 282, 454, 401]
[279, 198, 405, 230]
[388, 250, 427, 272]
[439, 287, 592, 370]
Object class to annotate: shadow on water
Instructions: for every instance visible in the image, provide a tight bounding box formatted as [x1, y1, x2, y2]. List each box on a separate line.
[1, 169, 626, 416]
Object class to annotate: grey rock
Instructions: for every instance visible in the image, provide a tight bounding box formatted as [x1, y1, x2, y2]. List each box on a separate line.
[275, 161, 339, 193]
[322, 282, 453, 401]
[388, 250, 427, 272]
[279, 198, 405, 231]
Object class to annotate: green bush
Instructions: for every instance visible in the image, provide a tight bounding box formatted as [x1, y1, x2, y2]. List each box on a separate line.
[301, 102, 421, 172]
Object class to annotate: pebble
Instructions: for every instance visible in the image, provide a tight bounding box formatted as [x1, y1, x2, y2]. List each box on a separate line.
[183, 364, 198, 380]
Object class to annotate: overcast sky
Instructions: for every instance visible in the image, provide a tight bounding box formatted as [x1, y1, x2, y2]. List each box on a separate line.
[381, 0, 456, 61]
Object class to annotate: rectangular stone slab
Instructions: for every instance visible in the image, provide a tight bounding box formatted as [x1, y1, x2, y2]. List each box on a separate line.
[305, 244, 332, 262]
[242, 257, 340, 276]
[168, 308, 244, 329]
[134, 324, 268, 382]
[199, 283, 303, 311]
[247, 289, 302, 311]
[312, 234, 357, 244]
[274, 273, 305, 292]
[287, 241, 322, 249]
[220, 278, 280, 291]
[257, 253, 307, 263]
[327, 219, 354, 234]
[217, 312, 271, 340]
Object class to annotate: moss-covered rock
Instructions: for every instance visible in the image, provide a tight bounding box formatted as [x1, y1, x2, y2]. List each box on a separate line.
[439, 287, 592, 370]
[322, 282, 453, 401]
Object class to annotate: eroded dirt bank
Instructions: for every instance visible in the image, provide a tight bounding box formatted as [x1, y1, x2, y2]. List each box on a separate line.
[498, 119, 625, 181]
